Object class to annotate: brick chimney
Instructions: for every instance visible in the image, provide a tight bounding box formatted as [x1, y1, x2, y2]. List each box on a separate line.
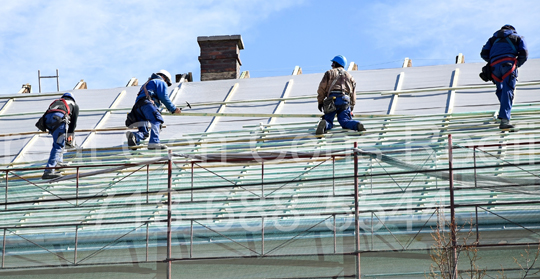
[197, 35, 244, 81]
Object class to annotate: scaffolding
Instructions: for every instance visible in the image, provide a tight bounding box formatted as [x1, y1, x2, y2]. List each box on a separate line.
[1, 134, 540, 278]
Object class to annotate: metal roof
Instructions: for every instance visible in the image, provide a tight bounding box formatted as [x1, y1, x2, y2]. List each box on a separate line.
[1, 59, 540, 277]
[1, 60, 539, 165]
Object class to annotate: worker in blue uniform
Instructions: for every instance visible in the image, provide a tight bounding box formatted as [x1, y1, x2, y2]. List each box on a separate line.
[126, 70, 181, 150]
[316, 55, 365, 135]
[481, 24, 528, 129]
[42, 93, 79, 179]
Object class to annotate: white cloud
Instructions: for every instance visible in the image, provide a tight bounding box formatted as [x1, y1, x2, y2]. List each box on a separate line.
[0, 0, 304, 94]
[1, 0, 536, 94]
[362, 0, 540, 65]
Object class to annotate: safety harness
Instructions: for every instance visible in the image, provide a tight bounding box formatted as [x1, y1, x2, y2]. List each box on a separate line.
[125, 78, 163, 128]
[137, 78, 162, 106]
[490, 36, 518, 83]
[322, 68, 350, 114]
[326, 68, 347, 98]
[46, 98, 71, 117]
[35, 98, 72, 132]
[131, 79, 159, 112]
[490, 57, 517, 83]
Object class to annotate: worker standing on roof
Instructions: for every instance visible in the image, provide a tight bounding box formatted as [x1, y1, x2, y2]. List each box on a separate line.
[316, 55, 365, 135]
[126, 70, 181, 150]
[481, 24, 528, 130]
[41, 93, 79, 180]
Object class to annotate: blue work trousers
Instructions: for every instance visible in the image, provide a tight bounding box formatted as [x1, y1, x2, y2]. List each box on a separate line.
[44, 112, 66, 173]
[323, 93, 360, 131]
[492, 62, 517, 120]
[133, 102, 164, 144]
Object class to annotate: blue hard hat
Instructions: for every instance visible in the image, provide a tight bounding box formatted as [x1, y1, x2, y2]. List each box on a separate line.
[502, 24, 515, 30]
[61, 92, 75, 101]
[331, 55, 347, 68]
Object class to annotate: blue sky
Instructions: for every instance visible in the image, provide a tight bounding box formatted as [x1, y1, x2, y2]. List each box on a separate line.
[1, 0, 538, 94]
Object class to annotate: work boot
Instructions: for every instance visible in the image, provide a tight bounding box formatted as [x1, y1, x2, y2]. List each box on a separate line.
[316, 119, 327, 135]
[499, 119, 515, 130]
[42, 171, 61, 180]
[126, 131, 137, 149]
[147, 143, 168, 150]
[357, 122, 366, 132]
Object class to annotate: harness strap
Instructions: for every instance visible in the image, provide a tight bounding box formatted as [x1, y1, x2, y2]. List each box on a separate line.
[138, 78, 159, 105]
[493, 37, 518, 55]
[490, 57, 517, 83]
[505, 37, 517, 54]
[326, 68, 345, 98]
[132, 83, 158, 122]
[142, 81, 151, 100]
[46, 98, 71, 116]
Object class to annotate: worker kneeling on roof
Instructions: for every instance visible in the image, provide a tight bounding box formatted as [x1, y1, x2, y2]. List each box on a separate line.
[39, 93, 79, 180]
[316, 55, 365, 135]
[126, 70, 181, 150]
[481, 24, 528, 130]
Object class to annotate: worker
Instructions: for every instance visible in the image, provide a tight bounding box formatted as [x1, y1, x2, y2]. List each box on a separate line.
[481, 24, 528, 129]
[126, 70, 181, 150]
[41, 93, 79, 180]
[316, 55, 365, 135]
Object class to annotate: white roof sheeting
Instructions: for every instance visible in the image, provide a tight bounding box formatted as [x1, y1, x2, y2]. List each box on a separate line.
[2, 60, 540, 276]
[1, 59, 539, 164]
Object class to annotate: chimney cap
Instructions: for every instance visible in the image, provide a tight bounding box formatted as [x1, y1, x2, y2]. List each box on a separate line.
[197, 35, 244, 50]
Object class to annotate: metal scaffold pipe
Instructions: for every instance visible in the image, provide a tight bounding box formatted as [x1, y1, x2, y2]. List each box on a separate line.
[167, 149, 173, 279]
[354, 141, 361, 278]
[448, 134, 458, 278]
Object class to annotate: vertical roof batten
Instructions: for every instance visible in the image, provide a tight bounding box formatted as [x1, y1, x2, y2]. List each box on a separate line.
[126, 78, 139, 87]
[402, 57, 412, 68]
[0, 99, 14, 115]
[205, 83, 239, 133]
[292, 66, 302, 76]
[387, 72, 405, 115]
[445, 69, 460, 114]
[268, 79, 294, 125]
[73, 80, 87, 90]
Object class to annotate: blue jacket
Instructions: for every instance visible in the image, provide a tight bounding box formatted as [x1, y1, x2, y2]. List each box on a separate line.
[481, 27, 528, 67]
[135, 73, 177, 113]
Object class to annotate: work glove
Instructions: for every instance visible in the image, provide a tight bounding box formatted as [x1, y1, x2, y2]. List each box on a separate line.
[66, 134, 75, 148]
[318, 103, 323, 112]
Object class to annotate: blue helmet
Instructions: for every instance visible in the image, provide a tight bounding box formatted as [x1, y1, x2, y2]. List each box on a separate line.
[61, 92, 75, 101]
[502, 24, 515, 31]
[331, 55, 347, 68]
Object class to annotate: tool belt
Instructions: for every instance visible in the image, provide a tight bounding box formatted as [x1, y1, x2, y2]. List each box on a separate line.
[322, 96, 337, 114]
[323, 91, 350, 114]
[479, 62, 492, 82]
[35, 112, 68, 133]
[125, 98, 151, 128]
